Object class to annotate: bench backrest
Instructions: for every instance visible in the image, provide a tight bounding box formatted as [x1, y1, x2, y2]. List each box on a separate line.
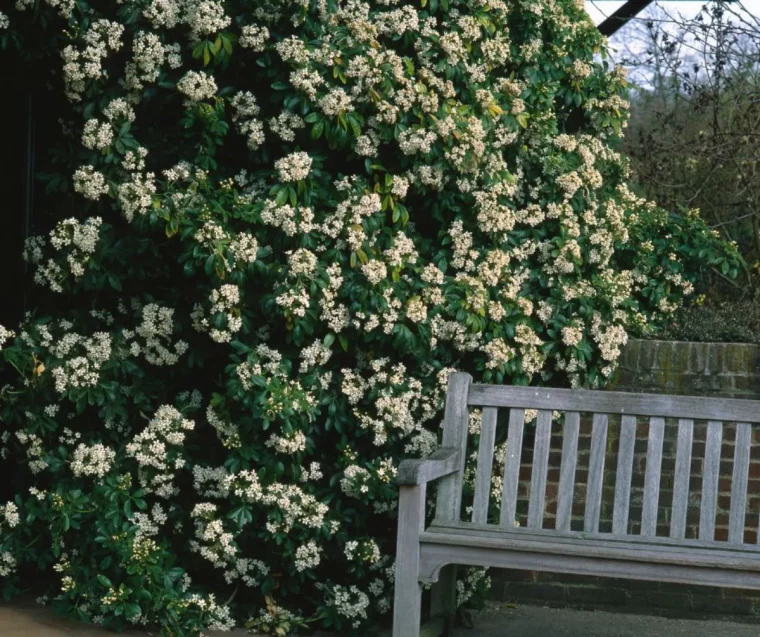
[438, 373, 760, 545]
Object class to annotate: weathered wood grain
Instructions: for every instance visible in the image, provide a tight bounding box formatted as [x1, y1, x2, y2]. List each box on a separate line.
[729, 423, 752, 544]
[612, 415, 637, 535]
[468, 385, 760, 423]
[641, 417, 665, 537]
[397, 448, 460, 486]
[499, 408, 525, 527]
[393, 485, 426, 637]
[699, 420, 723, 541]
[472, 407, 498, 525]
[527, 410, 553, 529]
[670, 418, 694, 540]
[585, 413, 609, 533]
[556, 411, 580, 532]
[434, 373, 471, 524]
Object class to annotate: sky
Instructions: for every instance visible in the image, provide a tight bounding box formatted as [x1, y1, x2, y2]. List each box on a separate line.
[584, 1, 760, 85]
[585, 0, 760, 28]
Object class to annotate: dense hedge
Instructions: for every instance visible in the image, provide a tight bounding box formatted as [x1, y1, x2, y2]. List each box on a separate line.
[0, 0, 741, 634]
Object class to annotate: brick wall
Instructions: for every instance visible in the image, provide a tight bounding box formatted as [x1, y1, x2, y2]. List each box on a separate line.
[490, 339, 760, 617]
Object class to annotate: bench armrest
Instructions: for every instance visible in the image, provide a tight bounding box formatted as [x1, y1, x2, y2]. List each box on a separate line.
[396, 448, 460, 486]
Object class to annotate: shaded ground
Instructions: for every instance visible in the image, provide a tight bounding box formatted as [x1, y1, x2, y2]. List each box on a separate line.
[466, 603, 760, 636]
[2, 600, 760, 636]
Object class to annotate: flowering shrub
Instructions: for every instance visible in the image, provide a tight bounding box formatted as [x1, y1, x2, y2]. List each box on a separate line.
[0, 0, 741, 634]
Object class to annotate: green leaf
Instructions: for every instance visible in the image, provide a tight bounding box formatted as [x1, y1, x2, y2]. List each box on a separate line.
[97, 574, 113, 588]
[108, 274, 122, 291]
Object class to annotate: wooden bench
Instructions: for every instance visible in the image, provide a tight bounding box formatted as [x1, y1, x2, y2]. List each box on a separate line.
[392, 373, 760, 637]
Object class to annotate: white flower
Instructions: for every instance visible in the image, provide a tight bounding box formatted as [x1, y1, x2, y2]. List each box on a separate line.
[319, 88, 352, 116]
[0, 12, 10, 30]
[239, 24, 269, 51]
[0, 325, 16, 350]
[103, 98, 135, 123]
[185, 0, 231, 38]
[294, 541, 321, 572]
[177, 71, 217, 101]
[71, 443, 115, 479]
[288, 248, 318, 277]
[275, 151, 312, 182]
[73, 166, 109, 201]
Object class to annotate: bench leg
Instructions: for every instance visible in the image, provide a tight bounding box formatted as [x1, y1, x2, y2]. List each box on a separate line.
[393, 485, 426, 637]
[430, 565, 457, 636]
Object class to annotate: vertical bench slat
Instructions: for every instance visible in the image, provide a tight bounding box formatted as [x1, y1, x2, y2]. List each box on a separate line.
[729, 422, 752, 544]
[435, 373, 472, 523]
[472, 407, 498, 525]
[612, 415, 637, 535]
[499, 408, 525, 527]
[641, 416, 666, 537]
[556, 411, 581, 532]
[670, 418, 694, 540]
[699, 420, 723, 541]
[527, 410, 553, 529]
[584, 413, 609, 533]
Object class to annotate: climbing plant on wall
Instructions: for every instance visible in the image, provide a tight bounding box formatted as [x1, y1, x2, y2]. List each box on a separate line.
[0, 0, 741, 634]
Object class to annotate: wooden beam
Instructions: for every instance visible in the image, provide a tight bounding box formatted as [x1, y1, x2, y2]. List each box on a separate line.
[597, 0, 654, 37]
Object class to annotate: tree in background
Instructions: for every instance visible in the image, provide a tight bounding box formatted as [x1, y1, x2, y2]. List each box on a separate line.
[0, 0, 739, 634]
[619, 0, 760, 289]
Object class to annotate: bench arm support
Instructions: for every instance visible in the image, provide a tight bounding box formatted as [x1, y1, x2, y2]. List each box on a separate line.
[396, 448, 460, 486]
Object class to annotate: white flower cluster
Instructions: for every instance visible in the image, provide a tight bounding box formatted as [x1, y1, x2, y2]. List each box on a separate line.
[126, 405, 195, 497]
[1, 502, 20, 529]
[46, 217, 102, 279]
[294, 540, 321, 572]
[185, 0, 231, 39]
[49, 331, 112, 393]
[275, 151, 312, 183]
[60, 20, 124, 100]
[341, 358, 439, 446]
[125, 303, 189, 366]
[73, 166, 109, 201]
[70, 443, 115, 480]
[190, 503, 237, 568]
[239, 23, 269, 51]
[340, 465, 371, 499]
[0, 325, 15, 350]
[344, 539, 380, 564]
[15, 430, 48, 473]
[177, 71, 217, 101]
[81, 119, 113, 150]
[196, 284, 242, 343]
[326, 584, 370, 628]
[230, 91, 265, 150]
[0, 552, 16, 578]
[117, 172, 156, 221]
[266, 431, 307, 455]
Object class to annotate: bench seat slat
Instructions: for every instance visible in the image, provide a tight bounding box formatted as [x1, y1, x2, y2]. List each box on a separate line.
[419, 541, 760, 593]
[585, 413, 609, 533]
[729, 422, 752, 544]
[700, 420, 723, 541]
[612, 415, 637, 535]
[670, 418, 694, 540]
[556, 411, 580, 532]
[499, 408, 525, 527]
[421, 527, 760, 571]
[527, 410, 553, 529]
[427, 520, 760, 554]
[641, 416, 666, 537]
[467, 385, 760, 424]
[472, 407, 498, 525]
